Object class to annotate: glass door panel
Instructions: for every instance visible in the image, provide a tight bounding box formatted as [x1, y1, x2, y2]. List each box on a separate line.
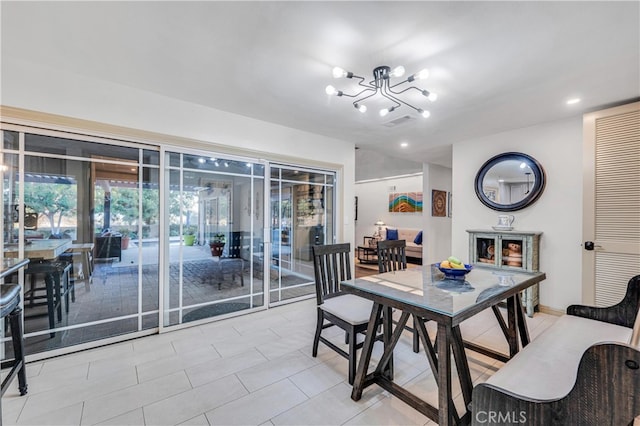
[270, 166, 335, 304]
[8, 133, 161, 356]
[163, 152, 265, 326]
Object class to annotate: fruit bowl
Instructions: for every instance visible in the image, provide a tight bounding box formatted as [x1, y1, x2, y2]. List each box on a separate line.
[437, 263, 473, 280]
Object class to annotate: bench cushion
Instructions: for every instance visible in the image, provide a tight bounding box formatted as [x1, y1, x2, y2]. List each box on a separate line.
[485, 315, 632, 400]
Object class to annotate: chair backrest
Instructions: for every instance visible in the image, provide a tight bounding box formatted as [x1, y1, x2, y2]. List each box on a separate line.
[312, 243, 352, 305]
[377, 239, 407, 273]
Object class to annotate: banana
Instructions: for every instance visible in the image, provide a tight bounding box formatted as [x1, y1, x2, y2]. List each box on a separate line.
[448, 256, 463, 266]
[440, 260, 452, 269]
[451, 262, 466, 269]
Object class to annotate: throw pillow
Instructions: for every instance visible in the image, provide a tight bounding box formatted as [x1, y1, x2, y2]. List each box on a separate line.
[386, 228, 398, 240]
[413, 231, 423, 245]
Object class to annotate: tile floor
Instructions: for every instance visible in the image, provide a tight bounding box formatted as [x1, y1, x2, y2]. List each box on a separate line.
[2, 299, 558, 426]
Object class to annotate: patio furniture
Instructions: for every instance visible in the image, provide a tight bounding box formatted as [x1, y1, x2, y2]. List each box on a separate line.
[0, 258, 30, 399]
[209, 258, 244, 290]
[95, 235, 122, 261]
[24, 260, 73, 337]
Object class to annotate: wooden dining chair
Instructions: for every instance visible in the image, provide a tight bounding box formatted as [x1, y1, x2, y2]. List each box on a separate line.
[377, 239, 407, 273]
[311, 243, 376, 384]
[377, 239, 420, 353]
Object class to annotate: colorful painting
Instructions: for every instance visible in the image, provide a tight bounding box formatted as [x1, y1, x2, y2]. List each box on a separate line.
[388, 192, 423, 213]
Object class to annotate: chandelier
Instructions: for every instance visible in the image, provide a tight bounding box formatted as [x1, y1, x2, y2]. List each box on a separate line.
[325, 65, 437, 118]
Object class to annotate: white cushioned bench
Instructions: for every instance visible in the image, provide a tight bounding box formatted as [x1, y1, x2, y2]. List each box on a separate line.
[472, 275, 640, 425]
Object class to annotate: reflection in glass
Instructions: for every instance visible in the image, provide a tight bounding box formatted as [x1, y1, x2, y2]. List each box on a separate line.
[481, 160, 535, 205]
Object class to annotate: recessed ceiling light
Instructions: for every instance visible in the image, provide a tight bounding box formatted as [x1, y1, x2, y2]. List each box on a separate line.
[400, 142, 409, 148]
[566, 98, 581, 105]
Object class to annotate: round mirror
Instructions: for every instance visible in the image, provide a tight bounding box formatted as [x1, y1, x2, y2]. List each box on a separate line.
[474, 152, 545, 211]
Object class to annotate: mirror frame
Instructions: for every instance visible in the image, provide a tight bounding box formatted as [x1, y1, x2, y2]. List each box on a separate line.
[474, 152, 546, 212]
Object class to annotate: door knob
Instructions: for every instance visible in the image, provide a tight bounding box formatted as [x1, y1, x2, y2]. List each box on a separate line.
[583, 241, 602, 251]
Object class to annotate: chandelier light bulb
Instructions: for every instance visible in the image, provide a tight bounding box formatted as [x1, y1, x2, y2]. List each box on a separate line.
[415, 69, 430, 80]
[391, 65, 405, 77]
[428, 92, 438, 102]
[380, 108, 389, 117]
[325, 85, 337, 95]
[332, 67, 347, 78]
[419, 109, 431, 118]
[354, 103, 367, 113]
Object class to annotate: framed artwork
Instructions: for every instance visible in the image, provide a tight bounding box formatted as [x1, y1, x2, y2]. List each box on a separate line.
[432, 189, 447, 217]
[388, 192, 423, 213]
[447, 192, 452, 217]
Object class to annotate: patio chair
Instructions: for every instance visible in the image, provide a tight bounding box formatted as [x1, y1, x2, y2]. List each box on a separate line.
[377, 239, 420, 353]
[311, 243, 376, 384]
[1, 284, 27, 396]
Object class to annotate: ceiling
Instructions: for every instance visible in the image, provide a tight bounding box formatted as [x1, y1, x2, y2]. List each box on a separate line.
[2, 1, 639, 167]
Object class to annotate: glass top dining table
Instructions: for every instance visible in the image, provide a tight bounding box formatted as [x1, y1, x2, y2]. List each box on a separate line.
[343, 264, 544, 320]
[340, 264, 546, 425]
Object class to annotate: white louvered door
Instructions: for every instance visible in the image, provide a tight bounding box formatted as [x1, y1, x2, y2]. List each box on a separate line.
[583, 102, 640, 306]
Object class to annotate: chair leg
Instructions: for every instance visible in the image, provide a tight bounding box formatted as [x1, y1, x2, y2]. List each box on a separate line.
[63, 268, 70, 314]
[44, 274, 56, 338]
[53, 272, 62, 321]
[312, 309, 323, 357]
[69, 266, 75, 302]
[412, 318, 420, 353]
[348, 325, 357, 385]
[9, 307, 27, 395]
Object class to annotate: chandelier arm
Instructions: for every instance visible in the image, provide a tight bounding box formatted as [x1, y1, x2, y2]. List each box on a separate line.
[353, 91, 378, 105]
[338, 87, 376, 99]
[388, 79, 411, 90]
[387, 85, 427, 96]
[382, 87, 419, 111]
[380, 90, 403, 109]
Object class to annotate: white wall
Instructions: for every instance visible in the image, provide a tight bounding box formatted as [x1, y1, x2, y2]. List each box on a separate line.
[355, 148, 423, 181]
[355, 174, 423, 246]
[423, 164, 452, 265]
[452, 117, 583, 311]
[354, 166, 453, 264]
[2, 58, 356, 247]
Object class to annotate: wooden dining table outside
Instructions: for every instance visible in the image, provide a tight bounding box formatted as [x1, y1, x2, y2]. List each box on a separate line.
[2, 239, 73, 260]
[341, 264, 546, 426]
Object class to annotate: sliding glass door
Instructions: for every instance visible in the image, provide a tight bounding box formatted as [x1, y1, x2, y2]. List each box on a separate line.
[162, 151, 266, 326]
[1, 126, 337, 359]
[2, 131, 160, 356]
[269, 166, 335, 304]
